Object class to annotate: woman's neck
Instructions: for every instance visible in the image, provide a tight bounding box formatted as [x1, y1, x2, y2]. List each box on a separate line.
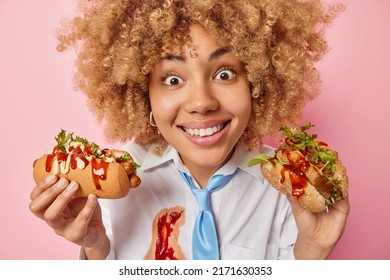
[180, 147, 236, 189]
[189, 167, 219, 189]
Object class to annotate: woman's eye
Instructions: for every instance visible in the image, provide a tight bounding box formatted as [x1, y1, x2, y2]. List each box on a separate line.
[162, 75, 184, 86]
[215, 69, 236, 81]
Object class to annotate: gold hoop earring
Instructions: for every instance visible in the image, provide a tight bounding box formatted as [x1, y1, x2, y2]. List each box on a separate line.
[149, 112, 158, 127]
[251, 89, 260, 98]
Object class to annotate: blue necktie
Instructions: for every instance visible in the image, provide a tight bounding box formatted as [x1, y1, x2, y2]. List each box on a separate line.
[178, 169, 236, 260]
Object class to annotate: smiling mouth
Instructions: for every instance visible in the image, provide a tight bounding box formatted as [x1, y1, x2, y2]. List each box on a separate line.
[180, 122, 229, 137]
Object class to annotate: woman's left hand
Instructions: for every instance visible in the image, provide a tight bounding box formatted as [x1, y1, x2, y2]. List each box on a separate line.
[288, 194, 350, 259]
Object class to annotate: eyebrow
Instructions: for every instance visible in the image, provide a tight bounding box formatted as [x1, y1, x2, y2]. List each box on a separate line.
[164, 47, 231, 63]
[208, 47, 230, 62]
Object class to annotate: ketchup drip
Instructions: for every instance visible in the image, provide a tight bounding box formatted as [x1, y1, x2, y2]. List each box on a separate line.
[279, 149, 312, 198]
[45, 154, 55, 172]
[56, 152, 68, 163]
[52, 145, 61, 154]
[281, 165, 307, 198]
[285, 150, 310, 173]
[155, 211, 183, 260]
[45, 146, 60, 172]
[70, 146, 89, 169]
[45, 144, 104, 190]
[84, 145, 93, 156]
[91, 157, 109, 190]
[45, 150, 68, 172]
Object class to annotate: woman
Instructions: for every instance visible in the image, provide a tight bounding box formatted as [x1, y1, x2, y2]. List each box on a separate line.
[30, 0, 349, 260]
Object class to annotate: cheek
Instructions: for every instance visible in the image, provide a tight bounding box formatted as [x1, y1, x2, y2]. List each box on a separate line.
[228, 88, 252, 123]
[149, 92, 179, 125]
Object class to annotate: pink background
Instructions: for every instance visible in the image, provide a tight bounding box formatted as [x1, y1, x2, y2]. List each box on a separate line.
[1, 0, 389, 259]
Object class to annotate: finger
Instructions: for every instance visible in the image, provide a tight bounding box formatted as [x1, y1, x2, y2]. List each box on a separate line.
[43, 181, 80, 228]
[286, 192, 307, 217]
[74, 195, 98, 229]
[30, 174, 59, 200]
[29, 177, 69, 218]
[63, 194, 98, 244]
[329, 197, 350, 216]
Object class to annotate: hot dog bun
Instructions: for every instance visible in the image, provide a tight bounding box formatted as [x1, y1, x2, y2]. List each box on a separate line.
[32, 130, 141, 199]
[261, 163, 326, 213]
[33, 155, 133, 198]
[248, 122, 349, 213]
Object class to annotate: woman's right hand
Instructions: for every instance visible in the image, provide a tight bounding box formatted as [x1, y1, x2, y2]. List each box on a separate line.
[29, 174, 110, 259]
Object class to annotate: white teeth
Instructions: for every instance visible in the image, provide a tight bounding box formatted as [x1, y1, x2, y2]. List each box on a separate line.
[185, 124, 223, 137]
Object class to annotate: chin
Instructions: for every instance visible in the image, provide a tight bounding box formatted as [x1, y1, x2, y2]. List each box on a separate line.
[180, 145, 235, 170]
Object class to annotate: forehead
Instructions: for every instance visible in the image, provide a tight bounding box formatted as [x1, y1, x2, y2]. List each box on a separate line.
[162, 24, 223, 57]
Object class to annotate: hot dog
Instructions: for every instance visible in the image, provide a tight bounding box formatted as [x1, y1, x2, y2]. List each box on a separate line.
[33, 130, 141, 198]
[248, 122, 348, 213]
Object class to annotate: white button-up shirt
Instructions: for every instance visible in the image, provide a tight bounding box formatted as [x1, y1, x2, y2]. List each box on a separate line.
[96, 141, 297, 260]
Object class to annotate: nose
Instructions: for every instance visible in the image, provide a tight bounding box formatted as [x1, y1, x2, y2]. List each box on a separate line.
[183, 82, 219, 114]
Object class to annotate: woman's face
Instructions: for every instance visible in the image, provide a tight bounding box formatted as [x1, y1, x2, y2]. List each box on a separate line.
[149, 24, 251, 181]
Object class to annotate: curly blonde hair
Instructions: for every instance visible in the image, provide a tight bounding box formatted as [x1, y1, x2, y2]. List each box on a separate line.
[57, 0, 342, 152]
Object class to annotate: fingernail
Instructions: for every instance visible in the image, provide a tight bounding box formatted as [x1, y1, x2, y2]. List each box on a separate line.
[88, 194, 96, 204]
[56, 178, 68, 188]
[45, 174, 57, 184]
[66, 181, 78, 192]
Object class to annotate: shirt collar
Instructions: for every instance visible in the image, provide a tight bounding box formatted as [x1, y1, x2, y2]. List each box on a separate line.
[228, 143, 272, 183]
[141, 142, 274, 183]
[140, 144, 177, 171]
